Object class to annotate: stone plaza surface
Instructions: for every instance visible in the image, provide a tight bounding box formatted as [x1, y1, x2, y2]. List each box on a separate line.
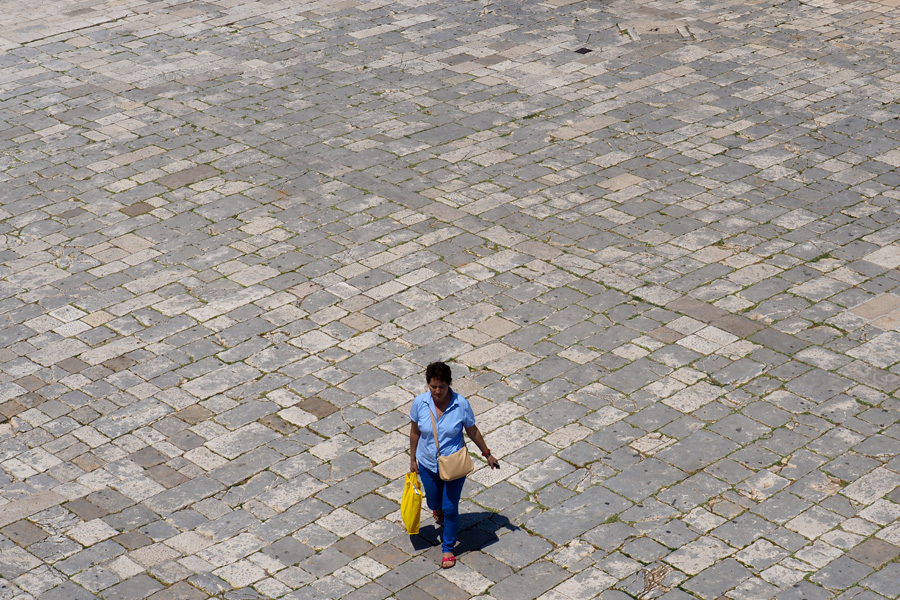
[1, 0, 900, 596]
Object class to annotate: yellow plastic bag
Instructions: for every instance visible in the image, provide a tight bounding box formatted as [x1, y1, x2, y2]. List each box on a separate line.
[401, 472, 422, 534]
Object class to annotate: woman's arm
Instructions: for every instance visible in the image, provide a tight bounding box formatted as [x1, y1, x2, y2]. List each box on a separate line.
[465, 425, 499, 469]
[409, 421, 420, 473]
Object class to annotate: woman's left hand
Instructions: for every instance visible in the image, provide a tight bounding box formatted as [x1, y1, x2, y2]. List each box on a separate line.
[465, 425, 499, 470]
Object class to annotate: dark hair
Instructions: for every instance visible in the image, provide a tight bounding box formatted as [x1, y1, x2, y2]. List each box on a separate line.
[425, 361, 452, 385]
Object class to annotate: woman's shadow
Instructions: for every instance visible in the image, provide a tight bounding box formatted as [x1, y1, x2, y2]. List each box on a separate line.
[410, 510, 518, 555]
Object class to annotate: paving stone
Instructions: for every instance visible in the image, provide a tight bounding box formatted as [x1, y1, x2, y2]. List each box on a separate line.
[316, 472, 387, 507]
[508, 456, 576, 493]
[40, 581, 101, 600]
[473, 482, 528, 513]
[557, 441, 605, 468]
[2, 0, 900, 597]
[487, 561, 570, 600]
[525, 400, 590, 432]
[102, 505, 158, 532]
[211, 447, 286, 487]
[605, 458, 687, 502]
[189, 573, 230, 596]
[774, 580, 836, 600]
[750, 330, 812, 355]
[459, 550, 514, 583]
[262, 537, 315, 566]
[656, 431, 738, 472]
[621, 536, 669, 563]
[144, 477, 224, 515]
[413, 573, 469, 600]
[375, 555, 433, 593]
[147, 581, 209, 600]
[527, 486, 632, 544]
[113, 531, 153, 551]
[834, 590, 890, 600]
[332, 534, 374, 559]
[482, 529, 552, 569]
[682, 558, 752, 599]
[100, 574, 164, 600]
[811, 555, 874, 591]
[347, 495, 398, 521]
[601, 359, 670, 394]
[786, 369, 853, 402]
[2, 520, 49, 547]
[847, 538, 900, 569]
[859, 563, 900, 598]
[341, 583, 392, 600]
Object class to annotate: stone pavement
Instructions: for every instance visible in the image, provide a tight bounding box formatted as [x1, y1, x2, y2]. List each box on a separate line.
[1, 0, 900, 596]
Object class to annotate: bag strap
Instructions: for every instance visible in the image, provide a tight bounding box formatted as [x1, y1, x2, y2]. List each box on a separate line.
[429, 406, 441, 458]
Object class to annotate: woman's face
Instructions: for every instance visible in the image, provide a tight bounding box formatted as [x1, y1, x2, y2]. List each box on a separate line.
[428, 378, 450, 404]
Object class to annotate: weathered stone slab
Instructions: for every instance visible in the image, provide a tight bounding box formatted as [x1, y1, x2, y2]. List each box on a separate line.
[526, 486, 632, 544]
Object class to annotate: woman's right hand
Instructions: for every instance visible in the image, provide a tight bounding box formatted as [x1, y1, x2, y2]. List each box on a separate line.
[410, 458, 418, 473]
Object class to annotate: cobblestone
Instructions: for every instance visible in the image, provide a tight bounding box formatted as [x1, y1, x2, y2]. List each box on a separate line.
[2, 0, 900, 596]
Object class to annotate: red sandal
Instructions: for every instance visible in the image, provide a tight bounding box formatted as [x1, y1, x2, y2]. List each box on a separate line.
[432, 510, 444, 524]
[441, 554, 456, 569]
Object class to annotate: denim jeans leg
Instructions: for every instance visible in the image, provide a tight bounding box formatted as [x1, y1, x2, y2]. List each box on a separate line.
[418, 467, 442, 514]
[417, 468, 466, 554]
[439, 476, 465, 553]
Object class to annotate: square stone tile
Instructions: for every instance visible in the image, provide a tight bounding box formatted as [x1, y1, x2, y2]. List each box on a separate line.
[1, 520, 49, 547]
[847, 538, 900, 568]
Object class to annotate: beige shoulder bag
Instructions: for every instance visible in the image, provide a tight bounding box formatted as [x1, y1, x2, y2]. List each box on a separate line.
[429, 407, 474, 481]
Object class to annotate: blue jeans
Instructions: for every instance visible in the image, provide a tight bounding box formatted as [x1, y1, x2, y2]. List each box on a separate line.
[418, 466, 465, 553]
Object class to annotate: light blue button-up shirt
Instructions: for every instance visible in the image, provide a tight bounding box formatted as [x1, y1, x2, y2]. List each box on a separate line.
[410, 389, 476, 474]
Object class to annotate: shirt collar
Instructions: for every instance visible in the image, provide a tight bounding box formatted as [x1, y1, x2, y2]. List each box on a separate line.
[429, 389, 457, 411]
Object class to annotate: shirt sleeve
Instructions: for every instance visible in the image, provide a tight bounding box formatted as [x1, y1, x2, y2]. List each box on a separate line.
[462, 397, 476, 427]
[409, 397, 418, 423]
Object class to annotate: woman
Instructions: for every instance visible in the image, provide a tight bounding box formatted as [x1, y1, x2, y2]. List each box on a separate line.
[409, 361, 500, 568]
